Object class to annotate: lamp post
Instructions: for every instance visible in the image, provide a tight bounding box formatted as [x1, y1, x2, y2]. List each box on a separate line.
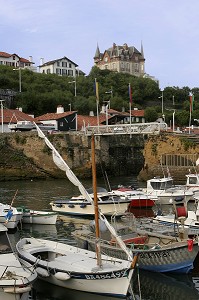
[68, 78, 76, 97]
[105, 89, 113, 109]
[0, 99, 5, 133]
[69, 103, 71, 111]
[172, 110, 175, 132]
[158, 90, 164, 121]
[13, 68, 21, 93]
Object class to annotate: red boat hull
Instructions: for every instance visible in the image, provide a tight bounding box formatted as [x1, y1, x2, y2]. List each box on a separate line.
[128, 199, 155, 208]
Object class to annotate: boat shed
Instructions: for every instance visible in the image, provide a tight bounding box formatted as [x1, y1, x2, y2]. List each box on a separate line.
[35, 106, 77, 132]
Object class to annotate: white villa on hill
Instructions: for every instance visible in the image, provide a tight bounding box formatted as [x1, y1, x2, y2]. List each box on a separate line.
[0, 52, 36, 71]
[38, 57, 78, 77]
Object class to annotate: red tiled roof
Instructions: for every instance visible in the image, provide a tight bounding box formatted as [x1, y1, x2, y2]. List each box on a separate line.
[77, 115, 108, 130]
[35, 111, 77, 121]
[129, 109, 145, 117]
[0, 52, 32, 63]
[0, 109, 36, 124]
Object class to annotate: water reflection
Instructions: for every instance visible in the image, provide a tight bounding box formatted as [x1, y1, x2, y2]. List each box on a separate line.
[132, 270, 199, 300]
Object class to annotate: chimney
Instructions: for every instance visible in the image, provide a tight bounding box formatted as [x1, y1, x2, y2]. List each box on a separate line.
[29, 56, 33, 62]
[89, 111, 94, 116]
[56, 105, 64, 114]
[40, 58, 44, 65]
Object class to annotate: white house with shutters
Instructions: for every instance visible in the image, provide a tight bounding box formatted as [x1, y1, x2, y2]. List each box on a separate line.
[38, 57, 78, 77]
[0, 51, 35, 70]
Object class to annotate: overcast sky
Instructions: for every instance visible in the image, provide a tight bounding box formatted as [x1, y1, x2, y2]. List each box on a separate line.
[1, 0, 199, 89]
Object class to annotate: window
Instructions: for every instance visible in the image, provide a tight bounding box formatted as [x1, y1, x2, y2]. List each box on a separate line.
[68, 70, 73, 76]
[13, 56, 15, 60]
[60, 121, 64, 127]
[57, 62, 60, 66]
[47, 69, 51, 74]
[62, 69, 67, 75]
[62, 62, 67, 67]
[69, 63, 72, 68]
[56, 68, 61, 74]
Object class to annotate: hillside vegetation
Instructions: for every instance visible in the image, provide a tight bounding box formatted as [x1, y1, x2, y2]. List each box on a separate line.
[0, 65, 199, 127]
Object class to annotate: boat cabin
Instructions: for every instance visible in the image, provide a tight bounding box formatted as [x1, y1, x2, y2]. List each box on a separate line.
[147, 177, 174, 191]
[186, 174, 199, 186]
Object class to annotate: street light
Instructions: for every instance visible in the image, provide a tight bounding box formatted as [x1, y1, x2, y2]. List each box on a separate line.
[0, 99, 5, 133]
[158, 90, 164, 120]
[69, 103, 71, 111]
[105, 89, 113, 109]
[13, 68, 22, 93]
[68, 78, 76, 97]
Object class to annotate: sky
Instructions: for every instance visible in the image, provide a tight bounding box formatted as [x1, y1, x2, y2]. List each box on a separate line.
[1, 0, 199, 90]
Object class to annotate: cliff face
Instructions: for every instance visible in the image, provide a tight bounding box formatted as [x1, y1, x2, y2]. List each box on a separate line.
[1, 131, 198, 183]
[0, 132, 144, 181]
[138, 133, 199, 183]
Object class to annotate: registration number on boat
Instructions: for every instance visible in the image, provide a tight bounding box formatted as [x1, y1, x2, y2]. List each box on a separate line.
[85, 270, 128, 280]
[140, 250, 170, 259]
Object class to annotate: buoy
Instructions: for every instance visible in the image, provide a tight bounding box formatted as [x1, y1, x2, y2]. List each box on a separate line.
[36, 267, 50, 277]
[54, 272, 70, 280]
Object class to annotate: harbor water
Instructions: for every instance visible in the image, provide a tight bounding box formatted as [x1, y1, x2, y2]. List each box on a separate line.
[0, 177, 199, 299]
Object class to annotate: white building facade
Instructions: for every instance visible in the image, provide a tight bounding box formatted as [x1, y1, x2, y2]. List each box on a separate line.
[39, 57, 78, 77]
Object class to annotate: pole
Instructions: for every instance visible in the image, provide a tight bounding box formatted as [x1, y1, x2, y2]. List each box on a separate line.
[91, 135, 102, 267]
[161, 90, 164, 117]
[95, 78, 100, 133]
[0, 100, 5, 133]
[74, 77, 77, 97]
[19, 68, 22, 93]
[173, 110, 175, 132]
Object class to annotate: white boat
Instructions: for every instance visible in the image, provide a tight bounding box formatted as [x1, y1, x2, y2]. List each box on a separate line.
[141, 176, 194, 205]
[0, 223, 37, 300]
[50, 187, 132, 216]
[110, 186, 155, 208]
[8, 121, 34, 131]
[183, 173, 199, 199]
[16, 124, 136, 298]
[17, 207, 58, 225]
[153, 192, 199, 233]
[0, 203, 23, 229]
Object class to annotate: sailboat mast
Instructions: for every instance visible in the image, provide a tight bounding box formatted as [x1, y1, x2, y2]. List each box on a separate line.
[91, 135, 102, 267]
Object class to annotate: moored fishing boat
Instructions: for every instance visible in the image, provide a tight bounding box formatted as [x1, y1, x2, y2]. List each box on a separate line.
[17, 207, 58, 225]
[16, 124, 137, 298]
[0, 223, 37, 300]
[0, 203, 23, 229]
[50, 187, 131, 217]
[141, 175, 194, 205]
[73, 223, 198, 274]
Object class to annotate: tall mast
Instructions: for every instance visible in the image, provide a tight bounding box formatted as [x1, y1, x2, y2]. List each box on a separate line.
[91, 134, 102, 267]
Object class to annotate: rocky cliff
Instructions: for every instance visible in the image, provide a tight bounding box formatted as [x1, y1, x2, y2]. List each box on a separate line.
[0, 132, 145, 181]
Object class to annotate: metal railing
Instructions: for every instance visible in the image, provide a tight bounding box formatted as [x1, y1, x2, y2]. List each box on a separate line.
[84, 122, 167, 136]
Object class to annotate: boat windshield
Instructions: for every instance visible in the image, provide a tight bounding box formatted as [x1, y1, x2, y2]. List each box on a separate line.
[0, 232, 12, 253]
[188, 176, 198, 185]
[151, 179, 173, 190]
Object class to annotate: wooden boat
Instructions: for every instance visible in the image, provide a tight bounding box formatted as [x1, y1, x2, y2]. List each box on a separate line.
[0, 223, 37, 300]
[50, 187, 132, 216]
[16, 125, 136, 298]
[73, 223, 199, 274]
[141, 175, 194, 205]
[17, 207, 58, 225]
